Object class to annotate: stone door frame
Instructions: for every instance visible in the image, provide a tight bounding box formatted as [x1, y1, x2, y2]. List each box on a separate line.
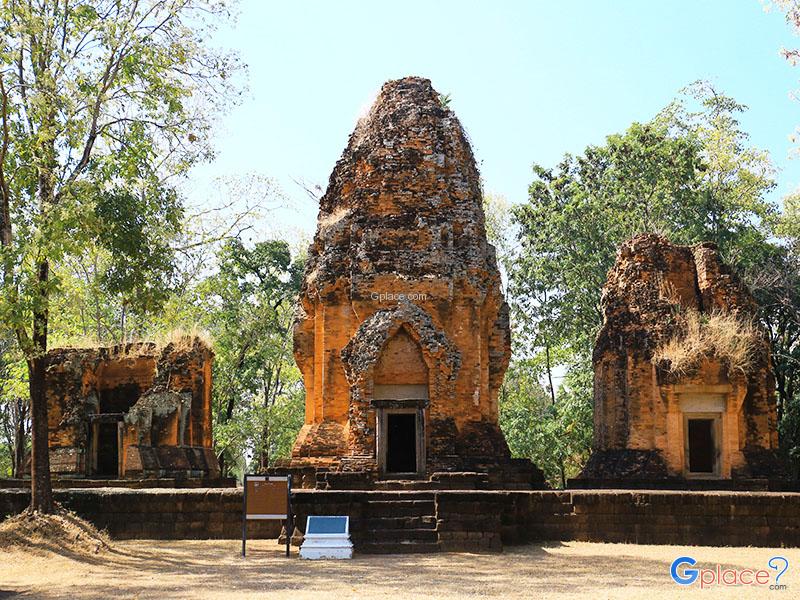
[375, 405, 426, 477]
[682, 412, 722, 478]
[88, 414, 124, 478]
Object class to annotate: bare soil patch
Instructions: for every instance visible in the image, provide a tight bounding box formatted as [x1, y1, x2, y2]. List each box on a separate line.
[0, 539, 798, 599]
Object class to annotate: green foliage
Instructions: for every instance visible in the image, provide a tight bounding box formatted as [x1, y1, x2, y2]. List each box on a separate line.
[265, 390, 305, 462]
[779, 193, 800, 242]
[0, 447, 10, 477]
[0, 0, 242, 354]
[747, 197, 800, 474]
[512, 84, 776, 365]
[506, 82, 784, 480]
[0, 337, 28, 477]
[94, 186, 184, 314]
[499, 361, 593, 488]
[482, 193, 514, 263]
[0, 1, 241, 502]
[197, 237, 304, 477]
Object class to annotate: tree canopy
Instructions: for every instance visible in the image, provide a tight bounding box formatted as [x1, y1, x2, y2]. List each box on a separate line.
[0, 0, 242, 510]
[504, 82, 798, 484]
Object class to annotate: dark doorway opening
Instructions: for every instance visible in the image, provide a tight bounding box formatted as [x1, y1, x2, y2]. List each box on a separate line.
[687, 418, 715, 474]
[99, 383, 140, 414]
[386, 413, 417, 473]
[96, 422, 119, 477]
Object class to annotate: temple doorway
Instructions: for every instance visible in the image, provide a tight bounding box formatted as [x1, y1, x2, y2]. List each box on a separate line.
[684, 414, 720, 477]
[89, 380, 142, 477]
[372, 328, 429, 476]
[91, 419, 122, 477]
[386, 413, 418, 473]
[377, 408, 424, 475]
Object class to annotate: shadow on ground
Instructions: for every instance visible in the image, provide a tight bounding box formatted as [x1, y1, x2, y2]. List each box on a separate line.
[1, 540, 791, 599]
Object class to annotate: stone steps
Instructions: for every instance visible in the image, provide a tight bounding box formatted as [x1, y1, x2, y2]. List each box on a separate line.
[360, 515, 437, 530]
[372, 480, 439, 490]
[355, 527, 438, 543]
[353, 493, 440, 553]
[362, 499, 436, 518]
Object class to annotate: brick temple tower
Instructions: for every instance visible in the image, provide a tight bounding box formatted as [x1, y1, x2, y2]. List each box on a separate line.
[281, 77, 542, 489]
[578, 234, 786, 488]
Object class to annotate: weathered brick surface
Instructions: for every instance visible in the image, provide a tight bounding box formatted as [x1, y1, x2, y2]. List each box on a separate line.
[585, 234, 783, 482]
[41, 336, 219, 480]
[285, 76, 537, 484]
[288, 489, 800, 551]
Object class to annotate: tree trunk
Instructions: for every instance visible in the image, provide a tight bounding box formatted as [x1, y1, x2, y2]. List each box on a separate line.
[258, 377, 271, 472]
[29, 260, 54, 513]
[217, 452, 227, 478]
[28, 356, 53, 512]
[259, 422, 269, 473]
[12, 397, 27, 478]
[544, 343, 567, 489]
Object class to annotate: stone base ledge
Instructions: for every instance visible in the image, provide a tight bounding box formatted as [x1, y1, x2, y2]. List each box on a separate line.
[2, 487, 800, 549]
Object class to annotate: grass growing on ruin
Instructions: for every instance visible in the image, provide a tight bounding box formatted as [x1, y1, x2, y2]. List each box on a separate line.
[153, 326, 213, 352]
[653, 309, 760, 376]
[53, 326, 213, 354]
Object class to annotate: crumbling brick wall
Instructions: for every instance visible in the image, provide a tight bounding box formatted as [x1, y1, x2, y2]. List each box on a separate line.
[43, 336, 219, 480]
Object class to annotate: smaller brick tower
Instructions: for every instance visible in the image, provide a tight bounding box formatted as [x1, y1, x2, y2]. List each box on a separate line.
[579, 234, 786, 487]
[42, 336, 219, 481]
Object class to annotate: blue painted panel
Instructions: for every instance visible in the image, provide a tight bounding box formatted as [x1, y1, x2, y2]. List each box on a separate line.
[306, 516, 348, 534]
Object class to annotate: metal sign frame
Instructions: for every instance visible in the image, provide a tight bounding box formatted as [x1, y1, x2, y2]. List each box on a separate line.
[242, 474, 293, 557]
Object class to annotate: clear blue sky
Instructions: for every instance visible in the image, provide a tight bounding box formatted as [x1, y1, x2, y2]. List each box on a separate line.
[190, 0, 800, 237]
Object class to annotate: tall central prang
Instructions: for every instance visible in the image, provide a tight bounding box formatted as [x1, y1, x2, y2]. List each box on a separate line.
[280, 76, 543, 489]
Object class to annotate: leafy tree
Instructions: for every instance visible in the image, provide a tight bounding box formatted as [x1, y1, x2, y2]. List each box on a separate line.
[482, 192, 514, 267]
[44, 174, 269, 348]
[509, 83, 779, 479]
[513, 84, 775, 361]
[202, 238, 304, 477]
[746, 194, 800, 474]
[0, 337, 27, 477]
[0, 0, 240, 511]
[513, 84, 775, 355]
[780, 192, 800, 242]
[655, 81, 776, 265]
[499, 361, 593, 488]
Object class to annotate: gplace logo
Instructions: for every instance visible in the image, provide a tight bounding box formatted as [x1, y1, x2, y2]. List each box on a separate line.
[670, 555, 789, 590]
[370, 291, 428, 302]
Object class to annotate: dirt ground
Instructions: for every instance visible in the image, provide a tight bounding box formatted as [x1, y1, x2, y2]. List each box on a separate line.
[0, 540, 797, 599]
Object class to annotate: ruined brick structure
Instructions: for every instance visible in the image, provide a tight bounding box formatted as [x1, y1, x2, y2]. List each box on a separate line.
[43, 336, 220, 480]
[580, 234, 785, 485]
[282, 76, 542, 489]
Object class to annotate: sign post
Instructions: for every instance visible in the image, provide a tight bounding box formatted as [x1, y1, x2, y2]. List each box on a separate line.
[242, 474, 293, 557]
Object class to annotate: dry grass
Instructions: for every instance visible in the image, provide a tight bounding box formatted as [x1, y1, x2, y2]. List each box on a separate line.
[658, 278, 682, 306]
[0, 508, 110, 557]
[54, 326, 213, 355]
[653, 309, 760, 376]
[152, 326, 213, 353]
[0, 539, 796, 599]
